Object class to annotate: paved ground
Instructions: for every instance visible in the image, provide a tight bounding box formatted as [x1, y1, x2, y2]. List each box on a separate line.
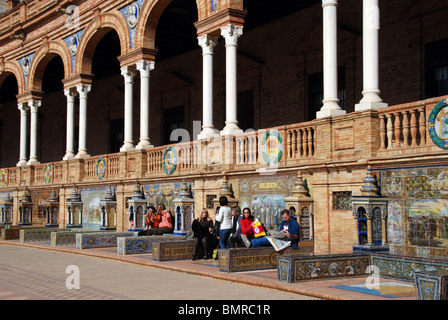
[0, 239, 418, 301]
[0, 245, 314, 300]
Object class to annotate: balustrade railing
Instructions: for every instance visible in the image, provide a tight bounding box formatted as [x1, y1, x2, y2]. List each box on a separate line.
[378, 96, 447, 153]
[1, 95, 447, 190]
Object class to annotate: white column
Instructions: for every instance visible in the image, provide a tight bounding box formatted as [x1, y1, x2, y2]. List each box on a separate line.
[75, 84, 91, 158]
[17, 103, 28, 166]
[221, 24, 243, 136]
[63, 88, 77, 160]
[355, 0, 387, 111]
[198, 34, 219, 140]
[120, 66, 136, 152]
[27, 100, 41, 165]
[136, 61, 155, 149]
[317, 0, 346, 119]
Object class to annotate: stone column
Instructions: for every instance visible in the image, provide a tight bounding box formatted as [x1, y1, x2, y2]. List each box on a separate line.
[17, 103, 28, 166]
[317, 0, 346, 119]
[27, 99, 41, 165]
[120, 66, 136, 152]
[198, 34, 219, 140]
[136, 61, 155, 149]
[355, 0, 387, 111]
[366, 212, 373, 245]
[63, 88, 77, 160]
[76, 84, 91, 158]
[221, 24, 243, 136]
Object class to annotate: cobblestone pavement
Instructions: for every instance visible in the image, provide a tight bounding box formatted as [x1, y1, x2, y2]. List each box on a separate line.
[0, 245, 316, 300]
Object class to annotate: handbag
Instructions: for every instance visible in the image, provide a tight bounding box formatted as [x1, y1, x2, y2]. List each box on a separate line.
[252, 219, 266, 238]
[241, 234, 252, 248]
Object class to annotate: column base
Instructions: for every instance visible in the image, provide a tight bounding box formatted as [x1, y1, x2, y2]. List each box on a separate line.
[197, 128, 220, 140]
[17, 159, 28, 166]
[220, 122, 243, 136]
[135, 140, 154, 150]
[316, 107, 346, 119]
[63, 153, 75, 161]
[75, 151, 90, 159]
[27, 159, 40, 166]
[355, 101, 388, 112]
[120, 144, 135, 152]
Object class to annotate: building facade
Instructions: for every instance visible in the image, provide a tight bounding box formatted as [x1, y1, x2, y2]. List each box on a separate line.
[0, 0, 447, 256]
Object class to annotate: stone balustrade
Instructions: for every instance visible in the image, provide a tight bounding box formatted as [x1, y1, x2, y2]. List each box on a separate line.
[0, 96, 446, 191]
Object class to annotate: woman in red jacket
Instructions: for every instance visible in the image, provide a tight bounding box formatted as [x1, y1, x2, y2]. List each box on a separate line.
[240, 208, 255, 247]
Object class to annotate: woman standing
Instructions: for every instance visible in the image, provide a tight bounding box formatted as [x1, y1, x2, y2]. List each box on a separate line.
[215, 196, 232, 249]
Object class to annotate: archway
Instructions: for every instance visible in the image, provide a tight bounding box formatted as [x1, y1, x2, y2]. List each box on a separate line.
[0, 73, 19, 167]
[88, 29, 124, 155]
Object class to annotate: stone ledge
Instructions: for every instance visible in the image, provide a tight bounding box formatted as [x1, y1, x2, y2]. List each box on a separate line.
[117, 235, 186, 255]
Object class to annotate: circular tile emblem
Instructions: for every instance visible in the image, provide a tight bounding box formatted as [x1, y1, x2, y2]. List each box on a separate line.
[428, 99, 448, 150]
[261, 129, 283, 165]
[96, 157, 107, 180]
[126, 2, 139, 29]
[0, 169, 7, 187]
[162, 146, 178, 175]
[43, 164, 52, 184]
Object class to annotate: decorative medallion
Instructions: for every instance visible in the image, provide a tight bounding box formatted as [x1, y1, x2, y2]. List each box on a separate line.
[126, 2, 139, 29]
[96, 157, 107, 180]
[261, 129, 284, 165]
[68, 34, 79, 56]
[428, 99, 448, 150]
[162, 146, 178, 175]
[21, 56, 30, 76]
[43, 164, 53, 184]
[0, 169, 7, 187]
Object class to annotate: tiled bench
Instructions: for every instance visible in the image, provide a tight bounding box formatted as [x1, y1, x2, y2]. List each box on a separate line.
[20, 228, 72, 243]
[277, 253, 371, 283]
[51, 230, 107, 247]
[117, 235, 186, 255]
[1, 226, 46, 240]
[76, 232, 138, 249]
[152, 240, 195, 261]
[370, 253, 448, 282]
[414, 271, 448, 300]
[218, 246, 302, 273]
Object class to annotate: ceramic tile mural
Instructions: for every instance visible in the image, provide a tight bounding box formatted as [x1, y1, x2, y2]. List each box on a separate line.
[80, 186, 111, 229]
[142, 181, 193, 214]
[31, 189, 53, 225]
[379, 166, 448, 253]
[237, 174, 299, 231]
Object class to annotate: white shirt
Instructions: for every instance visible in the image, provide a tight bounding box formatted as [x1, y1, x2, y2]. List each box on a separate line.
[216, 206, 232, 230]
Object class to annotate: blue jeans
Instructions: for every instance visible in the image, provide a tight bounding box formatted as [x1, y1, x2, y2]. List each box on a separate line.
[219, 229, 232, 249]
[251, 236, 271, 248]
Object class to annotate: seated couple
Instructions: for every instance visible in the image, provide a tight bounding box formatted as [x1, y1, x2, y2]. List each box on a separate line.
[138, 204, 173, 236]
[230, 208, 299, 249]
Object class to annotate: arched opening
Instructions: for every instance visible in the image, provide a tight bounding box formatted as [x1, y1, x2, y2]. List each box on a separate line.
[39, 55, 66, 164]
[154, 0, 198, 145]
[155, 0, 198, 61]
[88, 29, 124, 155]
[0, 73, 19, 167]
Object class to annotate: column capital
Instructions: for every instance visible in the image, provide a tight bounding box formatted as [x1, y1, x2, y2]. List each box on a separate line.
[121, 66, 137, 83]
[198, 34, 219, 55]
[76, 84, 91, 98]
[220, 24, 243, 46]
[322, 0, 338, 7]
[136, 60, 155, 78]
[64, 87, 78, 98]
[18, 103, 29, 113]
[28, 99, 41, 111]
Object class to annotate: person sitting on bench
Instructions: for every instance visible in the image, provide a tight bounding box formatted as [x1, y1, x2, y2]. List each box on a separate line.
[251, 209, 299, 248]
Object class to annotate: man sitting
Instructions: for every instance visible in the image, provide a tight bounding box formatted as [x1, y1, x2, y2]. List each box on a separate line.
[251, 209, 299, 248]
